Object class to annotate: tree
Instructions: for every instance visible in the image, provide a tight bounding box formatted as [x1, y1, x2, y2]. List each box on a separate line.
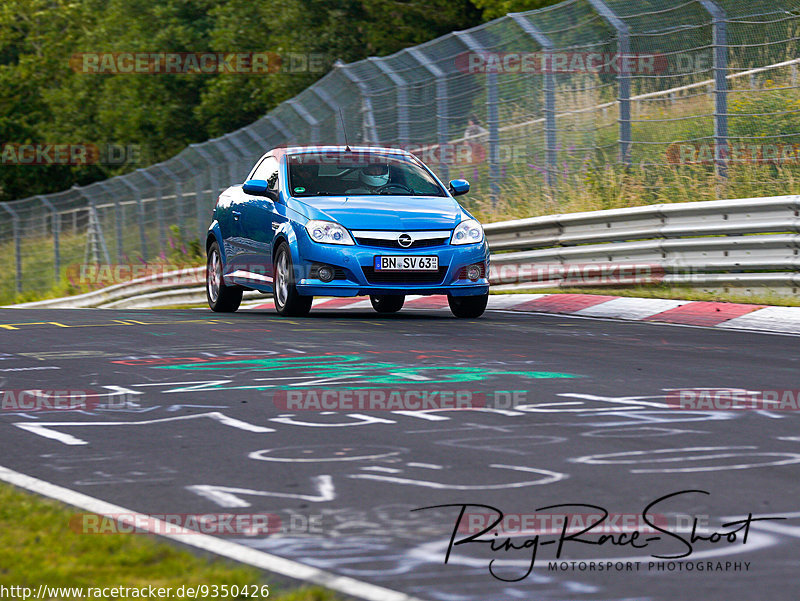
[471, 0, 561, 20]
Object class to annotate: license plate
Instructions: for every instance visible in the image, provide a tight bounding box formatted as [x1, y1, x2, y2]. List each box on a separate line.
[374, 255, 438, 271]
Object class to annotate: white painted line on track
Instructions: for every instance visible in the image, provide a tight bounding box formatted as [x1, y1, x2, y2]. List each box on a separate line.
[0, 465, 428, 601]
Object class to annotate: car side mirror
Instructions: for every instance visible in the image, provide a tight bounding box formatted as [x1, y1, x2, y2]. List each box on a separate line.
[448, 179, 470, 196]
[242, 179, 269, 195]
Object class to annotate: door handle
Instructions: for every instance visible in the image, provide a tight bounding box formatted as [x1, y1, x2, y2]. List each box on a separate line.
[232, 210, 241, 221]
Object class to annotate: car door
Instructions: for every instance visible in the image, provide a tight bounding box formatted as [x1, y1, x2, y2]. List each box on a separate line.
[239, 155, 280, 284]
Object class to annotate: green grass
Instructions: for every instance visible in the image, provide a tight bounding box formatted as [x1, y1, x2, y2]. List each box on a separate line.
[0, 483, 337, 601]
[459, 80, 800, 223]
[492, 285, 800, 307]
[0, 225, 205, 306]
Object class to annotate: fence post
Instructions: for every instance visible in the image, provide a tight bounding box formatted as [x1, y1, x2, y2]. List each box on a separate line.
[509, 14, 558, 197]
[242, 127, 270, 153]
[37, 196, 60, 283]
[95, 182, 123, 262]
[407, 47, 451, 182]
[699, 0, 729, 182]
[119, 178, 148, 261]
[217, 136, 243, 185]
[454, 31, 500, 205]
[74, 186, 111, 266]
[287, 99, 320, 146]
[224, 133, 255, 181]
[312, 86, 346, 145]
[1, 203, 22, 294]
[370, 58, 410, 147]
[137, 169, 166, 256]
[176, 156, 207, 246]
[157, 164, 185, 244]
[190, 145, 222, 250]
[191, 144, 221, 199]
[586, 0, 631, 166]
[335, 62, 380, 144]
[267, 115, 295, 146]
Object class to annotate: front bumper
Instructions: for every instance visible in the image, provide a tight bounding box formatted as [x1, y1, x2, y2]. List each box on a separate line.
[293, 230, 490, 297]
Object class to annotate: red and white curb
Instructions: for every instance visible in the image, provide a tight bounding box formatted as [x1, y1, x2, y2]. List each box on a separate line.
[242, 293, 800, 335]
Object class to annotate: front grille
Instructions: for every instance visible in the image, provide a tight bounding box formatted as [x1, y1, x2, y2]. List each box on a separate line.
[362, 266, 448, 285]
[354, 237, 449, 249]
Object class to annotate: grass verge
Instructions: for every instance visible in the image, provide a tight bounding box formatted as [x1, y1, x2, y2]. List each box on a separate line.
[0, 483, 337, 601]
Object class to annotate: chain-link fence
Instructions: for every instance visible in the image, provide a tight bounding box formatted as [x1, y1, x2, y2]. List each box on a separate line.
[1, 0, 799, 301]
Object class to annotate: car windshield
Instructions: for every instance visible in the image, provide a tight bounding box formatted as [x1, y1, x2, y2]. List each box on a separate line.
[287, 151, 446, 197]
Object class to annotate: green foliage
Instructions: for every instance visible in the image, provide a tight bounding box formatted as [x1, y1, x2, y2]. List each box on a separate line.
[167, 224, 203, 264]
[729, 86, 800, 143]
[472, 0, 560, 20]
[0, 0, 483, 202]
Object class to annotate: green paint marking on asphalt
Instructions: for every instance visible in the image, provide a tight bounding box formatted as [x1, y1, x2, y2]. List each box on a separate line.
[155, 354, 579, 390]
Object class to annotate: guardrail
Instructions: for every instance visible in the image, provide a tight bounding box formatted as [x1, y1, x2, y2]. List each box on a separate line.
[10, 267, 265, 309]
[485, 194, 800, 295]
[7, 194, 799, 309]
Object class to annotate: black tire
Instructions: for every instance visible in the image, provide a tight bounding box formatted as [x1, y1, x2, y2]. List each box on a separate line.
[273, 242, 313, 316]
[370, 294, 405, 313]
[448, 293, 488, 318]
[206, 241, 243, 312]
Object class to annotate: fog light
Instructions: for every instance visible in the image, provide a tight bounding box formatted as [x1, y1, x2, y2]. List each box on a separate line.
[467, 264, 482, 281]
[317, 266, 334, 282]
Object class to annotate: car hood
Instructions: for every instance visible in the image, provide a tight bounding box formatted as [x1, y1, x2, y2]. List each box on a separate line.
[293, 195, 462, 230]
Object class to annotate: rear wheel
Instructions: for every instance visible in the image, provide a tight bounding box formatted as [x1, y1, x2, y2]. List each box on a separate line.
[448, 293, 488, 318]
[274, 242, 313, 317]
[370, 294, 405, 313]
[206, 241, 243, 313]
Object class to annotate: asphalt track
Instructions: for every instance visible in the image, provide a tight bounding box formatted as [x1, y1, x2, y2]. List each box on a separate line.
[1, 305, 799, 601]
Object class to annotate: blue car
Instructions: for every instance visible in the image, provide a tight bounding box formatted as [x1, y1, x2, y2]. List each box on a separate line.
[205, 146, 490, 317]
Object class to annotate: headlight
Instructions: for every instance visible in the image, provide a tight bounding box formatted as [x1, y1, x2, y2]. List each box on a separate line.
[305, 220, 354, 245]
[451, 219, 484, 245]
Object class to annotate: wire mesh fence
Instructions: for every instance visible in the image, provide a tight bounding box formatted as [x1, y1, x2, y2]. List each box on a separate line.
[1, 0, 799, 300]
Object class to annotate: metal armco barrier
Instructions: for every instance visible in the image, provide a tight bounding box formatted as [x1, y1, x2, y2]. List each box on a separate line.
[7, 194, 799, 309]
[485, 195, 800, 295]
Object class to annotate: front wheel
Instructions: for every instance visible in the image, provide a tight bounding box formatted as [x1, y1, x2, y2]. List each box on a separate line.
[370, 294, 405, 313]
[206, 241, 243, 312]
[274, 243, 313, 317]
[448, 293, 488, 318]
